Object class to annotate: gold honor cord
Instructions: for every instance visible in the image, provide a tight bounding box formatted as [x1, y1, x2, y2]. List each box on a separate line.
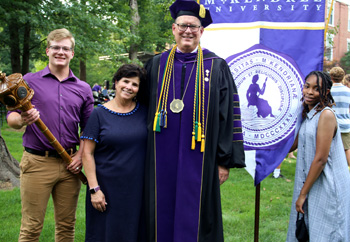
[153, 45, 206, 152]
[200, 49, 205, 152]
[160, 50, 174, 128]
[153, 45, 177, 132]
[191, 56, 199, 150]
[191, 45, 205, 152]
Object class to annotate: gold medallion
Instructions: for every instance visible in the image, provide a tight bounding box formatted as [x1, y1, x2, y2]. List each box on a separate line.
[170, 99, 184, 113]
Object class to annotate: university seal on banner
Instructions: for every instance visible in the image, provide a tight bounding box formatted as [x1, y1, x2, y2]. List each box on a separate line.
[226, 44, 304, 150]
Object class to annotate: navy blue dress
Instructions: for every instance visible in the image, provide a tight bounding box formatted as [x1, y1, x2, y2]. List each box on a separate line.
[82, 103, 147, 242]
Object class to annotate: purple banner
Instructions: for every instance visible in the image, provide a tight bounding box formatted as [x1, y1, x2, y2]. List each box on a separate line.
[200, 0, 325, 185]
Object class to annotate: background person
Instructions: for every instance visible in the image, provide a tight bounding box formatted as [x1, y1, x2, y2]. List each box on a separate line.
[101, 85, 108, 97]
[330, 66, 350, 168]
[286, 71, 350, 241]
[92, 83, 101, 93]
[273, 162, 284, 179]
[342, 73, 350, 88]
[81, 64, 148, 242]
[273, 152, 296, 179]
[288, 151, 296, 159]
[7, 28, 94, 241]
[144, 0, 245, 241]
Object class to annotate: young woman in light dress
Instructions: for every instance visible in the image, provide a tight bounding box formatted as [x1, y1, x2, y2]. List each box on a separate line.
[286, 71, 350, 242]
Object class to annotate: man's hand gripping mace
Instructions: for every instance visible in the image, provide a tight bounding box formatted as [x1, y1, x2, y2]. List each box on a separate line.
[0, 72, 87, 184]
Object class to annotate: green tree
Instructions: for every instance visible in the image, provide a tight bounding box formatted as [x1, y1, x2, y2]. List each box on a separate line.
[0, 0, 128, 79]
[60, 0, 130, 81]
[128, 0, 174, 60]
[84, 0, 174, 85]
[0, 0, 46, 74]
[340, 51, 350, 74]
[0, 0, 174, 82]
[139, 0, 174, 53]
[129, 0, 140, 61]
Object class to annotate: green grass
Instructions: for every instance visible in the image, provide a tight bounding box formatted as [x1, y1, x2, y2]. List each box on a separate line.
[221, 158, 295, 242]
[1, 122, 295, 241]
[1, 124, 24, 161]
[0, 123, 86, 241]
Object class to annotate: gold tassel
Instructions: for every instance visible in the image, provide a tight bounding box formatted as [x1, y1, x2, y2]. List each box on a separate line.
[201, 135, 205, 152]
[191, 132, 196, 150]
[199, 5, 206, 18]
[197, 123, 202, 142]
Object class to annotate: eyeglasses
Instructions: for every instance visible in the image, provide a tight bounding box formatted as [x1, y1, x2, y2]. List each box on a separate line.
[49, 45, 73, 53]
[175, 23, 201, 33]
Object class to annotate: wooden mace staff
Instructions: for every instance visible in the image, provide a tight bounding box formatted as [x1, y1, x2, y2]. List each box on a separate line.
[0, 72, 87, 184]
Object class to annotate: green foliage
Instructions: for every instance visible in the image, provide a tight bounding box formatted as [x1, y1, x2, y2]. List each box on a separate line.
[61, 0, 128, 58]
[32, 60, 48, 73]
[325, 24, 339, 48]
[340, 51, 350, 74]
[0, 0, 175, 82]
[138, 0, 174, 52]
[0, 44, 11, 74]
[0, 1, 60, 56]
[86, 56, 119, 87]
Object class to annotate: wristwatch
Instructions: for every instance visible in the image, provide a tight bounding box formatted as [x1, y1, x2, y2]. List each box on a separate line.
[89, 185, 100, 194]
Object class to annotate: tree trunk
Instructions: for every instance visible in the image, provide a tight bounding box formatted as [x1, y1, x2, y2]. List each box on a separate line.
[80, 59, 87, 82]
[0, 135, 20, 188]
[21, 22, 31, 75]
[129, 0, 140, 61]
[8, 18, 21, 74]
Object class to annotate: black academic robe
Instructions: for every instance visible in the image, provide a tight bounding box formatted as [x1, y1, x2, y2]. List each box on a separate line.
[144, 49, 245, 242]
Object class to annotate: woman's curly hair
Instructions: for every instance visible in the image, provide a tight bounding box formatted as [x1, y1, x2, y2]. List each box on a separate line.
[302, 71, 334, 118]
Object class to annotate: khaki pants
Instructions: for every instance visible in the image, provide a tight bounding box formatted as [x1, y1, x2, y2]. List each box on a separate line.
[18, 151, 81, 242]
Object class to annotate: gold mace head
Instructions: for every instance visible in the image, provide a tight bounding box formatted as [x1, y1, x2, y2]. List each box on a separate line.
[0, 71, 9, 95]
[0, 72, 34, 111]
[0, 71, 7, 82]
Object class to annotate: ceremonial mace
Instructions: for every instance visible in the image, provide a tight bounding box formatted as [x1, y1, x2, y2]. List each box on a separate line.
[0, 72, 87, 184]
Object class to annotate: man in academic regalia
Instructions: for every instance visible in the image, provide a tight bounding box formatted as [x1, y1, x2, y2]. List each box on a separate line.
[144, 1, 245, 241]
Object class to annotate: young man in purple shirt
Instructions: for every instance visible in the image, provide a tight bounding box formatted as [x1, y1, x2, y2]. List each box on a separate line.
[7, 28, 94, 241]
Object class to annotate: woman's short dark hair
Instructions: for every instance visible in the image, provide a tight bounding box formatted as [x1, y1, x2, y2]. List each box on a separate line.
[112, 64, 148, 105]
[113, 64, 146, 83]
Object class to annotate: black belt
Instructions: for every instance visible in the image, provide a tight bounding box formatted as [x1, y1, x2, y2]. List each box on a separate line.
[24, 147, 76, 158]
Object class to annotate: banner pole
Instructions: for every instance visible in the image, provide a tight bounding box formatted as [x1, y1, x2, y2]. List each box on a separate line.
[324, 0, 335, 44]
[254, 183, 261, 242]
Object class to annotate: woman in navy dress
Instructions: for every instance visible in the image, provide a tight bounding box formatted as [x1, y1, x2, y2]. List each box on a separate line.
[82, 64, 147, 242]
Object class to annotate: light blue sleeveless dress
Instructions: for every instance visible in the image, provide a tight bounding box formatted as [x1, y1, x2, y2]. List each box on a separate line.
[286, 106, 350, 242]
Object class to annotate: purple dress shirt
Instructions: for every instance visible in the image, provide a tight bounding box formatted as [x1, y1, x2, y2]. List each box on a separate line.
[7, 66, 94, 151]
